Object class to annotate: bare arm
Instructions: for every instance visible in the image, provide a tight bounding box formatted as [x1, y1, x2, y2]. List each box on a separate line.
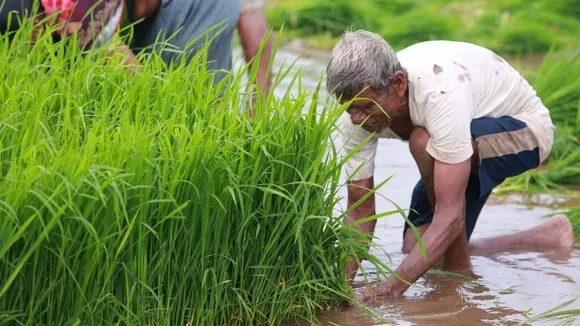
[345, 176, 376, 281]
[237, 9, 273, 95]
[384, 158, 471, 296]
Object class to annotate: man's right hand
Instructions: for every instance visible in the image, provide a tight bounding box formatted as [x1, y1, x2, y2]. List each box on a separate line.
[345, 176, 376, 281]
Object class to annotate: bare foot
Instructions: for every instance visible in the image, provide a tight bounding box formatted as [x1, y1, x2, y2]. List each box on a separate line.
[546, 214, 575, 248]
[470, 214, 574, 255]
[521, 214, 577, 250]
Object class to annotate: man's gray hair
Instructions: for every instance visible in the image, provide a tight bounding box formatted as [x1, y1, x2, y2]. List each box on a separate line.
[326, 29, 403, 98]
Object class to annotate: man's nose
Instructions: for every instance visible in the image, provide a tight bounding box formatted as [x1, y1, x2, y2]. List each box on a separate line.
[350, 111, 366, 125]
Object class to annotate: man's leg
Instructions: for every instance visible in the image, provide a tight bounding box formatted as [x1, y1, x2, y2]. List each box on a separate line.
[469, 215, 574, 254]
[403, 196, 574, 255]
[467, 116, 575, 252]
[402, 174, 492, 254]
[403, 117, 575, 256]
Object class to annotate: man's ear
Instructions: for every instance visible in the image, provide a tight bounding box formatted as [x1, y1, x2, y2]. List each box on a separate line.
[391, 71, 408, 98]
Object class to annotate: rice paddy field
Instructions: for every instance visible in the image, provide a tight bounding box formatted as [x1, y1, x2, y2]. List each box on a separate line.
[0, 1, 579, 325]
[265, 0, 580, 234]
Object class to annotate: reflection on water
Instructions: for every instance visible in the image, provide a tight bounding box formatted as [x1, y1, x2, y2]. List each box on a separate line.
[304, 211, 580, 325]
[331, 246, 579, 326]
[234, 46, 580, 326]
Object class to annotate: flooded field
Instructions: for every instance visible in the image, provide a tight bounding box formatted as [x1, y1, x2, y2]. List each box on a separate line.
[326, 137, 580, 326]
[237, 46, 580, 325]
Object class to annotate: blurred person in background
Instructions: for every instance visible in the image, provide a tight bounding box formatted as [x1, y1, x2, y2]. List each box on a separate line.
[0, 0, 273, 94]
[130, 0, 273, 94]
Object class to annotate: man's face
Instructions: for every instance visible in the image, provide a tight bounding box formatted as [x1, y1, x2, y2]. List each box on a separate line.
[340, 72, 408, 133]
[342, 88, 405, 133]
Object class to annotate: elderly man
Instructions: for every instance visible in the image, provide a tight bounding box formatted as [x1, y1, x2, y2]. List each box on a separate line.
[325, 30, 575, 301]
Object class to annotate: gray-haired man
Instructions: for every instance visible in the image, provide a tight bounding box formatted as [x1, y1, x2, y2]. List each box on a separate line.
[326, 30, 574, 301]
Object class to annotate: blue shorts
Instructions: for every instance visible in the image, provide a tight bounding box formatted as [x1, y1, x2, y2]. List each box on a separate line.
[403, 116, 541, 240]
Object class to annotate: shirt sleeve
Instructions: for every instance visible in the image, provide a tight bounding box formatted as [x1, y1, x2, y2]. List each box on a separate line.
[423, 82, 475, 164]
[339, 113, 379, 181]
[241, 0, 264, 12]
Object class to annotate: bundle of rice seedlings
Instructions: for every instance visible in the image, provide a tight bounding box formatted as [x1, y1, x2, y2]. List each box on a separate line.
[0, 19, 390, 326]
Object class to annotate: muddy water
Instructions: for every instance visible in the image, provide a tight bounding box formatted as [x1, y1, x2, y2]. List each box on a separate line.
[327, 137, 580, 326]
[234, 46, 580, 325]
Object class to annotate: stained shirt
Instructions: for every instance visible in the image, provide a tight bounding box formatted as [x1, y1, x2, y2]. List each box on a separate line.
[341, 40, 555, 181]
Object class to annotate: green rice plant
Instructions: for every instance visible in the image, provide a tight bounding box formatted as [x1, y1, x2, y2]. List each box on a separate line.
[496, 0, 580, 20]
[528, 51, 580, 135]
[549, 0, 580, 19]
[491, 9, 580, 55]
[491, 21, 558, 55]
[0, 19, 394, 326]
[516, 296, 580, 326]
[265, 0, 580, 57]
[268, 0, 386, 37]
[567, 205, 580, 236]
[379, 4, 465, 50]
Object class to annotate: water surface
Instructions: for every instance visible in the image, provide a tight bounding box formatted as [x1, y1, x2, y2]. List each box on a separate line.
[329, 137, 580, 326]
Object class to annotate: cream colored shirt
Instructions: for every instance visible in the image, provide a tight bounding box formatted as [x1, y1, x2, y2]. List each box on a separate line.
[341, 40, 555, 181]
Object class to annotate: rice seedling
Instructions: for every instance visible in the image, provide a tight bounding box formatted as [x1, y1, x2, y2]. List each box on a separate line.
[0, 19, 395, 325]
[266, 0, 386, 38]
[498, 0, 580, 21]
[378, 4, 464, 49]
[476, 1, 580, 54]
[527, 50, 580, 134]
[516, 296, 580, 326]
[567, 206, 580, 236]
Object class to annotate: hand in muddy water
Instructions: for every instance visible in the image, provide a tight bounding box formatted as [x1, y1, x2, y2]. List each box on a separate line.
[351, 281, 394, 304]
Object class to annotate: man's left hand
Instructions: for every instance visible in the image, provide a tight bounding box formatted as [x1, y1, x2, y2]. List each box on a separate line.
[353, 281, 394, 303]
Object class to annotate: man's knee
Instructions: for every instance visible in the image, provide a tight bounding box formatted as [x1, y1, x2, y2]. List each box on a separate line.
[409, 127, 430, 156]
[402, 230, 414, 254]
[402, 237, 414, 254]
[402, 224, 430, 254]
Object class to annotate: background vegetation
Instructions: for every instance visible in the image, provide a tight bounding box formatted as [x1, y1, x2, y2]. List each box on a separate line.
[265, 0, 580, 57]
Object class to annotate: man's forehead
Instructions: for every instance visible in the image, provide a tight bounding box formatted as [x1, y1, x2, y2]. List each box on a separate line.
[338, 88, 377, 102]
[339, 94, 373, 108]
